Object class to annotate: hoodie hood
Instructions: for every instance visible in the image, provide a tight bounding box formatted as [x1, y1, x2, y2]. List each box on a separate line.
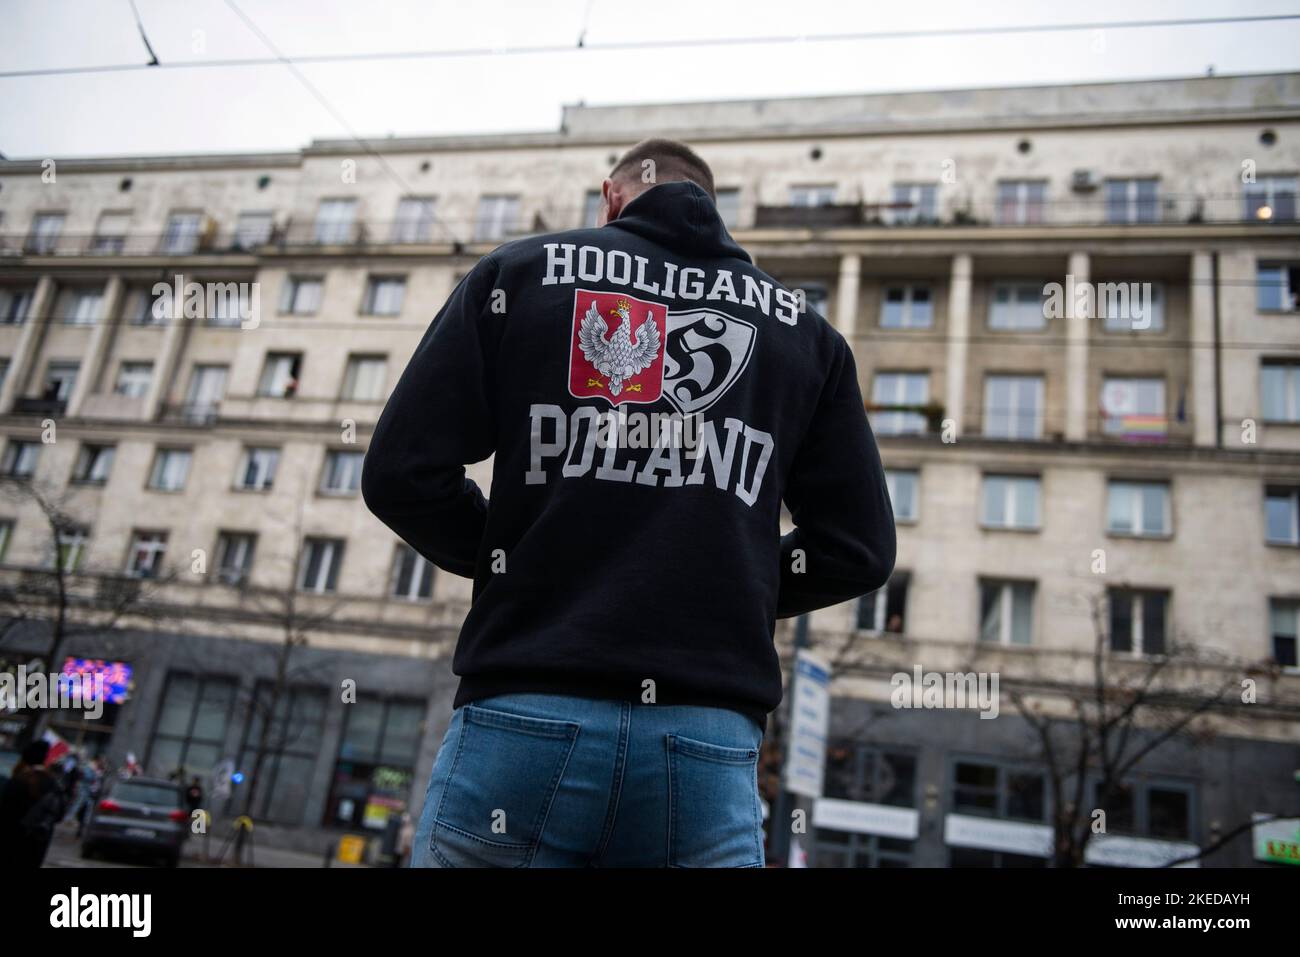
[606, 180, 752, 264]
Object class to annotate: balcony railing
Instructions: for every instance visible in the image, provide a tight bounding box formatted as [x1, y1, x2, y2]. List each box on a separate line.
[158, 401, 220, 426]
[1, 193, 1293, 262]
[754, 193, 1297, 230]
[13, 396, 67, 415]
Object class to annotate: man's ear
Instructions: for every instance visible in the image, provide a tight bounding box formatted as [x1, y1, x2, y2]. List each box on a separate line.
[597, 178, 623, 226]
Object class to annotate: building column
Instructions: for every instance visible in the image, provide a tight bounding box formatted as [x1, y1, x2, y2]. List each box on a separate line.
[0, 274, 55, 415]
[1189, 251, 1217, 447]
[944, 253, 972, 436]
[1064, 251, 1090, 442]
[143, 306, 189, 422]
[67, 276, 123, 417]
[834, 253, 861, 339]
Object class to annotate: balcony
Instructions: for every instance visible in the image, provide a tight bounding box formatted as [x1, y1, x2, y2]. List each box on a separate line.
[158, 401, 220, 426]
[750, 193, 1299, 231]
[0, 231, 259, 258]
[754, 203, 872, 229]
[13, 396, 67, 415]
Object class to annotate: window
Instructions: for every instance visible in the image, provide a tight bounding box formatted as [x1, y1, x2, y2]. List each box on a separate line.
[361, 276, 406, 316]
[880, 285, 933, 329]
[871, 372, 929, 435]
[1109, 589, 1168, 656]
[392, 197, 437, 243]
[279, 276, 323, 316]
[1099, 281, 1165, 331]
[981, 475, 1041, 530]
[885, 469, 919, 522]
[979, 580, 1034, 645]
[71, 443, 115, 485]
[42, 361, 79, 401]
[474, 194, 519, 241]
[856, 572, 909, 634]
[236, 447, 280, 491]
[1266, 487, 1300, 546]
[92, 211, 131, 253]
[0, 360, 7, 398]
[582, 190, 602, 228]
[1090, 779, 1194, 842]
[126, 530, 168, 579]
[127, 284, 166, 326]
[0, 286, 34, 325]
[326, 696, 425, 830]
[1243, 174, 1297, 222]
[320, 450, 364, 495]
[342, 355, 387, 401]
[148, 448, 192, 492]
[1270, 599, 1299, 668]
[149, 673, 236, 779]
[184, 364, 228, 423]
[390, 544, 435, 601]
[202, 285, 242, 327]
[1107, 480, 1171, 537]
[236, 684, 327, 824]
[0, 519, 11, 563]
[257, 353, 301, 398]
[715, 187, 741, 229]
[983, 375, 1043, 439]
[2, 440, 40, 478]
[315, 199, 357, 244]
[160, 211, 203, 254]
[1105, 178, 1159, 224]
[1261, 360, 1300, 422]
[789, 184, 836, 207]
[299, 537, 344, 593]
[54, 524, 89, 573]
[214, 532, 257, 585]
[989, 282, 1047, 330]
[791, 281, 828, 317]
[114, 361, 153, 398]
[1257, 263, 1300, 312]
[887, 183, 938, 224]
[60, 287, 103, 325]
[1100, 377, 1166, 439]
[234, 211, 274, 249]
[814, 745, 917, 868]
[27, 212, 65, 253]
[952, 760, 1047, 822]
[996, 180, 1046, 224]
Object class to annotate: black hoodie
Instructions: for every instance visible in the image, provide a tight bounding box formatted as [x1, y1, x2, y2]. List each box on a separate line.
[362, 180, 895, 733]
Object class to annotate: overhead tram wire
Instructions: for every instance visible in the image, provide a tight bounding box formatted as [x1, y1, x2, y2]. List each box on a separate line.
[217, 0, 465, 248]
[0, 13, 1297, 80]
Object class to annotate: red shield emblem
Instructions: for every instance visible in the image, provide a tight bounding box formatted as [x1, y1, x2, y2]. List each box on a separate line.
[568, 289, 666, 405]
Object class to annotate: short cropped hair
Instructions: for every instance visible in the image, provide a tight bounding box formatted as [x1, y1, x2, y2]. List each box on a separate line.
[609, 138, 716, 201]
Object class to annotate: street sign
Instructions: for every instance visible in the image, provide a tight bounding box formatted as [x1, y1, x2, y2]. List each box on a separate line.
[783, 649, 831, 799]
[1253, 813, 1300, 866]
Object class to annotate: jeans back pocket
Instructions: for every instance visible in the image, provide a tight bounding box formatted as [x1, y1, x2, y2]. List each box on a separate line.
[431, 703, 579, 868]
[666, 733, 763, 868]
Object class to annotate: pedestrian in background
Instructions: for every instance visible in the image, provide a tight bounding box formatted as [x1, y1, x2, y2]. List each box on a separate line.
[0, 740, 67, 867]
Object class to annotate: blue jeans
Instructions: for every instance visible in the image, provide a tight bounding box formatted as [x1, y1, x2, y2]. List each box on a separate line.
[410, 693, 766, 868]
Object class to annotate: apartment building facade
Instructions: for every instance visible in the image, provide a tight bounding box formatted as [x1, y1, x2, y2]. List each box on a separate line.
[0, 71, 1297, 863]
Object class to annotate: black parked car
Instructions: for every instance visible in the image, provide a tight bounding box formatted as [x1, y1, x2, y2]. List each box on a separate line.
[81, 776, 188, 867]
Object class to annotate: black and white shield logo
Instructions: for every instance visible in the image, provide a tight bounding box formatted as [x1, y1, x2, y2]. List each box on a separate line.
[661, 307, 757, 415]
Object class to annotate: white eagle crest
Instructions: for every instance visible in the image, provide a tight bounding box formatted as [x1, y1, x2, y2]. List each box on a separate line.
[578, 298, 661, 397]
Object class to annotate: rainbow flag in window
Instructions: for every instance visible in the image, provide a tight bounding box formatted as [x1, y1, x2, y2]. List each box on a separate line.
[1117, 414, 1167, 440]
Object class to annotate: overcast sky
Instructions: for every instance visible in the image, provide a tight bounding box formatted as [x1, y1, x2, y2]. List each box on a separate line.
[1, 0, 1298, 159]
